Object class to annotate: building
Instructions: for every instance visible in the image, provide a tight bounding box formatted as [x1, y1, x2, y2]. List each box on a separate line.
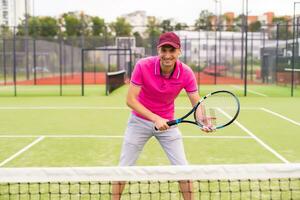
[0, 0, 32, 27]
[175, 30, 270, 66]
[248, 16, 258, 25]
[122, 11, 148, 36]
[224, 12, 235, 30]
[261, 12, 275, 25]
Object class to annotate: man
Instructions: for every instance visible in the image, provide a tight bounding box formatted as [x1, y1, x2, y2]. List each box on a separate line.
[112, 32, 213, 200]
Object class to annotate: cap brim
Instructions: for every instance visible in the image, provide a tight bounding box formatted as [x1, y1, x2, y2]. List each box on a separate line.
[157, 42, 180, 49]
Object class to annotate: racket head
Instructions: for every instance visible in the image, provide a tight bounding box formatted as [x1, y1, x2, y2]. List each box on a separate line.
[194, 90, 240, 129]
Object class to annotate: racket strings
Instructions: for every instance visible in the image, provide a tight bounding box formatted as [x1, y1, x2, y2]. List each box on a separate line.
[195, 93, 239, 128]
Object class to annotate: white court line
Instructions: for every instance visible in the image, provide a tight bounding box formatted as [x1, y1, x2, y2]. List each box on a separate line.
[0, 106, 260, 110]
[261, 108, 300, 127]
[0, 135, 251, 139]
[0, 106, 130, 110]
[217, 108, 290, 163]
[230, 85, 268, 97]
[0, 136, 45, 167]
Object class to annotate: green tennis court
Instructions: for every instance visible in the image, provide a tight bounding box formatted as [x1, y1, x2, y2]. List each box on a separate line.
[0, 85, 299, 167]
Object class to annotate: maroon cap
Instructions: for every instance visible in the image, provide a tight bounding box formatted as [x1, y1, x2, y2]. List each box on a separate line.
[157, 32, 181, 49]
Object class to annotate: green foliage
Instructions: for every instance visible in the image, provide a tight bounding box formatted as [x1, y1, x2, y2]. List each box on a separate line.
[91, 16, 106, 36]
[271, 23, 293, 40]
[39, 17, 59, 37]
[160, 19, 174, 33]
[133, 31, 145, 47]
[62, 13, 82, 36]
[144, 17, 162, 54]
[272, 17, 288, 24]
[146, 17, 161, 37]
[174, 23, 188, 31]
[109, 18, 132, 37]
[17, 16, 59, 37]
[0, 25, 12, 37]
[249, 21, 261, 32]
[194, 10, 214, 30]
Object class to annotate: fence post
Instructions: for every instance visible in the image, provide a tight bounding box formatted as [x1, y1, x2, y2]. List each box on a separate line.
[2, 37, 7, 85]
[13, 27, 17, 96]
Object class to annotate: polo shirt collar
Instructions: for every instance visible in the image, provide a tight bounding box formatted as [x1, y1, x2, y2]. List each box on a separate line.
[154, 57, 181, 79]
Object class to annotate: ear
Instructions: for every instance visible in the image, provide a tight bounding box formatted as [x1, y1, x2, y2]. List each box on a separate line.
[157, 47, 160, 54]
[178, 49, 182, 57]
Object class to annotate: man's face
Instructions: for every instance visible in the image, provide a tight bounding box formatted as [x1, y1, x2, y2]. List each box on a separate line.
[158, 45, 181, 68]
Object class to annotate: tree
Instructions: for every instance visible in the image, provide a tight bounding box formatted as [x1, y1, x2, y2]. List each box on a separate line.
[224, 14, 234, 31]
[248, 21, 261, 32]
[175, 22, 188, 31]
[17, 16, 41, 36]
[91, 16, 106, 36]
[133, 31, 145, 47]
[271, 17, 292, 40]
[145, 16, 161, 55]
[61, 13, 82, 36]
[0, 25, 12, 37]
[109, 17, 132, 37]
[160, 19, 173, 32]
[194, 10, 214, 30]
[272, 17, 288, 24]
[39, 16, 59, 37]
[233, 14, 244, 31]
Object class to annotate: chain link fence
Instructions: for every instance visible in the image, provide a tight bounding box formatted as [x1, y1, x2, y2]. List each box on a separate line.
[0, 24, 299, 96]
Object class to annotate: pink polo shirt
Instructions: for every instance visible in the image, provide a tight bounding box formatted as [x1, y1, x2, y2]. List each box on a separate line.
[130, 56, 198, 121]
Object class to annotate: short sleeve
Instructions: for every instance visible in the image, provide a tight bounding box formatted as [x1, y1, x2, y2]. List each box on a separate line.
[184, 69, 198, 93]
[130, 62, 143, 86]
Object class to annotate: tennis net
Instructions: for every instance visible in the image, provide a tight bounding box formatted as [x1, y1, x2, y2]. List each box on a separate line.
[0, 164, 300, 200]
[105, 70, 126, 95]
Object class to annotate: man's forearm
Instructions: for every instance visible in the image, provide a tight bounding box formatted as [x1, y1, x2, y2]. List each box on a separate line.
[127, 98, 159, 122]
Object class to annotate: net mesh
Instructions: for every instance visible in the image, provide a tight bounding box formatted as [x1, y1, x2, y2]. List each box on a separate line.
[0, 164, 299, 200]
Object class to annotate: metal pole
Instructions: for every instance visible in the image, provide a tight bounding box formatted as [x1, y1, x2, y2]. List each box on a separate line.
[184, 36, 187, 64]
[2, 38, 7, 85]
[33, 37, 36, 85]
[198, 30, 201, 90]
[59, 38, 63, 96]
[240, 0, 245, 80]
[232, 34, 235, 77]
[81, 49, 85, 96]
[291, 2, 298, 97]
[251, 31, 254, 81]
[214, 0, 218, 84]
[13, 27, 17, 96]
[275, 24, 279, 84]
[219, 0, 222, 69]
[241, 17, 245, 80]
[25, 0, 29, 80]
[244, 0, 248, 96]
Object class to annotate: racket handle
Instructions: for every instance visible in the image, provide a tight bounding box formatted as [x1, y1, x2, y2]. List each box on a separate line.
[154, 120, 179, 131]
[167, 120, 178, 126]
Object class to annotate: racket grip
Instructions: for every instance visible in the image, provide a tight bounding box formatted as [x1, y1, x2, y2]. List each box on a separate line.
[167, 120, 178, 126]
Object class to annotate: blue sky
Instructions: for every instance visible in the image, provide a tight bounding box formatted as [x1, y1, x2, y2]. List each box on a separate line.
[33, 0, 295, 24]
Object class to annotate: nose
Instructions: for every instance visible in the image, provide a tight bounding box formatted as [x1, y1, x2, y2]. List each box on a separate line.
[163, 51, 172, 58]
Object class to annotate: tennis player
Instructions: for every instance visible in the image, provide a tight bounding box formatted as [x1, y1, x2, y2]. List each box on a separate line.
[112, 32, 213, 200]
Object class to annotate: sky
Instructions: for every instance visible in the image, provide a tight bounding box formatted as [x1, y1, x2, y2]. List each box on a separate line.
[33, 0, 296, 25]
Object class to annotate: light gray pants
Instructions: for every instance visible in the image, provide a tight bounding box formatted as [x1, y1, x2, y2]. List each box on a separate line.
[119, 114, 188, 166]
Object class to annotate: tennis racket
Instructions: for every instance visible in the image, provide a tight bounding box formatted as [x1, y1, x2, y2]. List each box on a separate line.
[163, 90, 240, 130]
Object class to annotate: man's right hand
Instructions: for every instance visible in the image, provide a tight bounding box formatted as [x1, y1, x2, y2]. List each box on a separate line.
[153, 116, 170, 131]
